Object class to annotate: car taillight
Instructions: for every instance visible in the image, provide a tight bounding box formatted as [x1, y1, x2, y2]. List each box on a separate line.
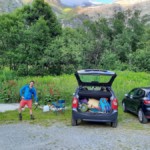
[112, 98, 118, 110]
[72, 97, 78, 108]
[143, 100, 150, 105]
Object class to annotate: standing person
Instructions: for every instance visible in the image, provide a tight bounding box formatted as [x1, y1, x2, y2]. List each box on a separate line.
[18, 81, 38, 120]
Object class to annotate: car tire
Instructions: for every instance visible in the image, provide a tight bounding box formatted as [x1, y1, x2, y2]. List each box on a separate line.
[71, 117, 77, 126]
[122, 102, 127, 112]
[138, 109, 148, 124]
[111, 120, 118, 128]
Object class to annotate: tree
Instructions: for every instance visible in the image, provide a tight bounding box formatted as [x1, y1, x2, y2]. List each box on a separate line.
[131, 49, 150, 71]
[111, 10, 145, 64]
[0, 0, 62, 75]
[111, 30, 132, 62]
[112, 11, 126, 35]
[82, 18, 112, 68]
[0, 13, 24, 69]
[19, 0, 62, 37]
[127, 10, 145, 51]
[16, 17, 51, 76]
[43, 27, 85, 74]
[131, 26, 150, 71]
[99, 50, 124, 70]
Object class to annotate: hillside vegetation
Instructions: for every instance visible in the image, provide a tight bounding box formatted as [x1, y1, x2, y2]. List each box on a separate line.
[0, 0, 150, 76]
[0, 69, 150, 106]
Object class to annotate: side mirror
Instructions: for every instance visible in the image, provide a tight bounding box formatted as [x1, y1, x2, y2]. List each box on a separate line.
[130, 95, 133, 99]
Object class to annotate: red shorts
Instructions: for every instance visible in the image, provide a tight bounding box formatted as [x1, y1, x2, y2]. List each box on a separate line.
[20, 99, 32, 108]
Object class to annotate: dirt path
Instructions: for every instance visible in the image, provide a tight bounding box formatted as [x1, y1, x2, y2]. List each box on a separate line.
[0, 103, 19, 112]
[0, 122, 150, 150]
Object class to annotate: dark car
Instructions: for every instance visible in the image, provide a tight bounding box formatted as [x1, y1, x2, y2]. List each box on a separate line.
[71, 69, 118, 127]
[122, 87, 150, 123]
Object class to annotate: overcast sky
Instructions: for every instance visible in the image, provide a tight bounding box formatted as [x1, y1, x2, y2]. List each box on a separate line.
[60, 0, 114, 7]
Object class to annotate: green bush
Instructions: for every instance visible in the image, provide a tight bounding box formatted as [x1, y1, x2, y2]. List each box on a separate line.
[99, 50, 128, 70]
[131, 49, 150, 71]
[0, 71, 150, 105]
[17, 65, 28, 76]
[0, 68, 17, 82]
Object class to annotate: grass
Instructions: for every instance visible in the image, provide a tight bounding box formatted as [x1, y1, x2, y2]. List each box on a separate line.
[113, 71, 150, 105]
[118, 106, 150, 130]
[0, 107, 72, 126]
[63, 8, 73, 13]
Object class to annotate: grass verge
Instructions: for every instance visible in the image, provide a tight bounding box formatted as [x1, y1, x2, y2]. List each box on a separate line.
[0, 107, 72, 127]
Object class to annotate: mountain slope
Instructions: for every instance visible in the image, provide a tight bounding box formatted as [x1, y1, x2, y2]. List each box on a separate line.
[76, 0, 150, 18]
[0, 0, 23, 13]
[0, 0, 149, 23]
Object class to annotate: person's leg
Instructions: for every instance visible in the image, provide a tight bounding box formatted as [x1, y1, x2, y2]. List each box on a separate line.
[27, 100, 35, 120]
[29, 108, 33, 115]
[29, 108, 35, 120]
[18, 106, 22, 120]
[18, 100, 26, 120]
[18, 105, 22, 114]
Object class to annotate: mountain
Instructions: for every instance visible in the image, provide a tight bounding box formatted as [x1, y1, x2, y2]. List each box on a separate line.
[0, 0, 23, 13]
[0, 0, 150, 23]
[115, 0, 150, 16]
[0, 0, 62, 14]
[75, 0, 150, 18]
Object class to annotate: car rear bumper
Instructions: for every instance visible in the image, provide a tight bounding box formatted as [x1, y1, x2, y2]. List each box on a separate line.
[143, 106, 150, 118]
[144, 107, 150, 118]
[72, 110, 118, 123]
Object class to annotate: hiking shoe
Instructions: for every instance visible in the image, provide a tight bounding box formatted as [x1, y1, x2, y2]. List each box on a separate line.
[30, 115, 35, 120]
[19, 113, 22, 121]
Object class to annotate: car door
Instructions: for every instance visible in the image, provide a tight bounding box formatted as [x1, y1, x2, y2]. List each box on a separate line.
[129, 88, 145, 114]
[125, 88, 139, 112]
[132, 89, 145, 113]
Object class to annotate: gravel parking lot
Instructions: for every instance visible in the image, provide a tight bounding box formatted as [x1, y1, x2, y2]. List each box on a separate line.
[0, 122, 150, 150]
[0, 104, 150, 150]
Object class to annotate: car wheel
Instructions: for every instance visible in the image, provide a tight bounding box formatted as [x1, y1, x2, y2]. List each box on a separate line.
[138, 109, 148, 124]
[111, 120, 118, 128]
[122, 102, 127, 112]
[71, 117, 77, 126]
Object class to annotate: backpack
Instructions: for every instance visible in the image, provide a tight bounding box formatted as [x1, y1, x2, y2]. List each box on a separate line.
[99, 98, 111, 113]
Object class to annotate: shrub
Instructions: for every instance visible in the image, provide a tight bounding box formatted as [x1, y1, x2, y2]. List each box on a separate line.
[131, 49, 150, 71]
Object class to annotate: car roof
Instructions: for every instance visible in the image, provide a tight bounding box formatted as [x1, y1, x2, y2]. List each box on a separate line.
[135, 87, 150, 90]
[140, 87, 150, 92]
[133, 87, 150, 93]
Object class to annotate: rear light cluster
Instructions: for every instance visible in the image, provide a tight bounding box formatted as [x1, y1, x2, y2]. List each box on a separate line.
[72, 97, 78, 108]
[72, 97, 118, 110]
[143, 100, 150, 105]
[111, 98, 118, 110]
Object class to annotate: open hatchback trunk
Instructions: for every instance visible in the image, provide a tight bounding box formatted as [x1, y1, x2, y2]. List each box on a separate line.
[75, 69, 117, 87]
[72, 69, 118, 127]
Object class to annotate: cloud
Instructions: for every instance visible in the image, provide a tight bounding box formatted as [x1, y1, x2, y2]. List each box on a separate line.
[89, 0, 102, 5]
[60, 0, 114, 7]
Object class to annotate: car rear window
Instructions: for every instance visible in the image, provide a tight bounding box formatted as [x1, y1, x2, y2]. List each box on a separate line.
[79, 74, 112, 84]
[147, 92, 150, 100]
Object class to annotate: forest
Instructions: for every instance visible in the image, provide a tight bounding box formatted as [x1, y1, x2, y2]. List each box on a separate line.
[0, 0, 150, 76]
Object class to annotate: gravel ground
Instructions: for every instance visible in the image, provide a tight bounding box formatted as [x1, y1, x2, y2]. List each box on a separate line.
[0, 122, 150, 150]
[0, 104, 150, 150]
